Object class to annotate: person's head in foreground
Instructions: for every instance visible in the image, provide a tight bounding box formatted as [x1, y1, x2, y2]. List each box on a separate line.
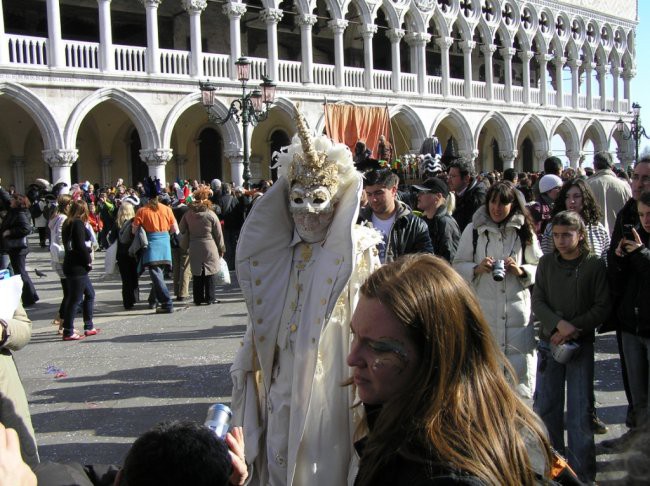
[347, 254, 552, 486]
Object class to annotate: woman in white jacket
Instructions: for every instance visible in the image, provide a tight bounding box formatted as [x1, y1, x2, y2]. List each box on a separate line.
[453, 181, 542, 398]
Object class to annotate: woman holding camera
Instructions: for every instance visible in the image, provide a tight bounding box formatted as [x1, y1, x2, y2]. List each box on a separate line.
[349, 254, 553, 486]
[453, 181, 542, 398]
[532, 211, 610, 483]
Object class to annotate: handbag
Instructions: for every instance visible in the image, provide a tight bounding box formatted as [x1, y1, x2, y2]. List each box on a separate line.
[104, 241, 118, 276]
[4, 236, 27, 250]
[215, 258, 231, 285]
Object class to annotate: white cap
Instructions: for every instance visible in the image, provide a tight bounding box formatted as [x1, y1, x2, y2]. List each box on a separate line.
[539, 174, 563, 194]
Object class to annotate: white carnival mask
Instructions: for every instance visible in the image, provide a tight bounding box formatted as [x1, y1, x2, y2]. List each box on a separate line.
[289, 184, 334, 215]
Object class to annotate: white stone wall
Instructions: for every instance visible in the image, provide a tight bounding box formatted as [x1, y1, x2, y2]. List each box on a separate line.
[558, 0, 637, 21]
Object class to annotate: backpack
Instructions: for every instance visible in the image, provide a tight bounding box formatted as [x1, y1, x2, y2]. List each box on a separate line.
[29, 201, 43, 219]
[42, 200, 57, 221]
[472, 226, 528, 265]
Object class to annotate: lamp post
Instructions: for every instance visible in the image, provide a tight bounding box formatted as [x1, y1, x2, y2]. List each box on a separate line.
[199, 57, 277, 188]
[616, 102, 649, 165]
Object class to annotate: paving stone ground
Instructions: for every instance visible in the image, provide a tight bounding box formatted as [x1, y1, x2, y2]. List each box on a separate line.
[12, 238, 637, 483]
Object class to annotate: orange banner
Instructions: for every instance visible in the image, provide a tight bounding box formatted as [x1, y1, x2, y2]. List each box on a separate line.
[324, 104, 390, 159]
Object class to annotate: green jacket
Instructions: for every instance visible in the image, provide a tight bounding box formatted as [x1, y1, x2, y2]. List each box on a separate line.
[532, 251, 611, 343]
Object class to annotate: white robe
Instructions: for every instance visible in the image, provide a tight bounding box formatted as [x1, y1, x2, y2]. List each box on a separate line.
[230, 175, 381, 486]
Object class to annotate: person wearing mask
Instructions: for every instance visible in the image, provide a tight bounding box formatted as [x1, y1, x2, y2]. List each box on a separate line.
[587, 151, 632, 236]
[453, 182, 542, 398]
[358, 169, 432, 263]
[349, 254, 553, 486]
[447, 159, 487, 232]
[413, 178, 460, 262]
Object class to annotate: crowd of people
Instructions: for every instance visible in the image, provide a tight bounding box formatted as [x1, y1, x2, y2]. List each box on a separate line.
[0, 124, 649, 485]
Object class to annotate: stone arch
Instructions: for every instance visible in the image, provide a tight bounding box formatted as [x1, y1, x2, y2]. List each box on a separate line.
[514, 114, 549, 153]
[429, 8, 450, 38]
[474, 111, 514, 153]
[430, 108, 474, 154]
[389, 104, 427, 151]
[65, 88, 158, 151]
[550, 117, 580, 155]
[581, 119, 608, 153]
[0, 82, 63, 149]
[450, 12, 473, 42]
[377, 1, 402, 30]
[341, 0, 372, 24]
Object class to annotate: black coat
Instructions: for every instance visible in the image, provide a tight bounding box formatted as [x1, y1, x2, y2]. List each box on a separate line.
[0, 204, 32, 256]
[421, 205, 461, 262]
[452, 181, 487, 233]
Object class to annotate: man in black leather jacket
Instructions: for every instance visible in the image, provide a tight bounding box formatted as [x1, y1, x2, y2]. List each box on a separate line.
[447, 159, 487, 232]
[357, 169, 432, 263]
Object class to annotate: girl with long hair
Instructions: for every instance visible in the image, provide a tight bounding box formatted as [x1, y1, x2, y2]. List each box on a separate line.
[453, 181, 542, 398]
[48, 194, 72, 332]
[349, 254, 552, 486]
[533, 211, 610, 483]
[541, 178, 610, 259]
[109, 202, 139, 309]
[61, 199, 99, 340]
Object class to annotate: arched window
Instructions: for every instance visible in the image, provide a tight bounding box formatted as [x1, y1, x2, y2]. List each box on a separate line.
[199, 128, 223, 184]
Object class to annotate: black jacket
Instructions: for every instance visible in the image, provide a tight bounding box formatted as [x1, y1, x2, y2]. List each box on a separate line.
[358, 201, 433, 262]
[452, 180, 487, 233]
[608, 199, 650, 336]
[421, 205, 461, 262]
[62, 219, 93, 277]
[0, 200, 32, 255]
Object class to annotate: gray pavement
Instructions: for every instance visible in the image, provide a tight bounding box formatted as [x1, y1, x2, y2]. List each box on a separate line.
[10, 239, 637, 483]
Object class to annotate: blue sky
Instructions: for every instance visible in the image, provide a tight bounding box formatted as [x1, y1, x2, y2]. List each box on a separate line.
[632, 2, 650, 156]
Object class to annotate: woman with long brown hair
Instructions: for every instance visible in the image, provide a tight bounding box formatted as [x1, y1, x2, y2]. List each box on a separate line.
[61, 199, 99, 341]
[348, 254, 552, 486]
[48, 194, 73, 332]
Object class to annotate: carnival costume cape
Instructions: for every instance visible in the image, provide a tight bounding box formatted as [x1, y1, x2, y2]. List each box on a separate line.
[231, 174, 380, 486]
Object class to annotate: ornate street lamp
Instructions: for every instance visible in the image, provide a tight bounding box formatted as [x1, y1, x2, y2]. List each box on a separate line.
[199, 57, 277, 188]
[616, 102, 649, 164]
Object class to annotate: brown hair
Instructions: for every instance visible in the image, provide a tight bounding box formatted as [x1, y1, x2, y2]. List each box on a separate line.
[353, 255, 551, 486]
[551, 178, 602, 225]
[191, 187, 213, 211]
[551, 210, 592, 255]
[56, 194, 73, 217]
[64, 199, 89, 226]
[484, 181, 535, 244]
[12, 194, 31, 209]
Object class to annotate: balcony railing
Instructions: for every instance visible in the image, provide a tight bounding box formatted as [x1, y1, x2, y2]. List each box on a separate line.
[0, 34, 629, 114]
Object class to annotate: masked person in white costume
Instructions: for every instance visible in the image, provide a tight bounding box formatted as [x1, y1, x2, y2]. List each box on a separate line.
[230, 108, 381, 486]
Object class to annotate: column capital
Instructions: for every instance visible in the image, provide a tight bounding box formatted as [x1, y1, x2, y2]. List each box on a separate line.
[519, 50, 534, 62]
[175, 154, 188, 166]
[435, 36, 454, 50]
[10, 156, 25, 168]
[328, 19, 349, 34]
[43, 149, 78, 167]
[296, 14, 317, 27]
[181, 0, 207, 12]
[359, 24, 378, 39]
[596, 63, 610, 75]
[568, 58, 582, 70]
[535, 149, 554, 161]
[225, 148, 244, 159]
[622, 68, 637, 80]
[554, 55, 567, 66]
[460, 40, 476, 53]
[458, 149, 479, 163]
[101, 156, 112, 167]
[404, 32, 431, 46]
[139, 0, 162, 7]
[223, 2, 247, 18]
[611, 66, 623, 76]
[387, 28, 405, 43]
[500, 150, 518, 160]
[260, 8, 283, 25]
[499, 47, 517, 59]
[481, 43, 497, 55]
[536, 53, 553, 64]
[140, 148, 173, 166]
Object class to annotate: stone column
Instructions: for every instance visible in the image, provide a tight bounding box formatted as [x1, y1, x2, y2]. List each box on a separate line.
[612, 66, 621, 112]
[182, 0, 207, 78]
[500, 150, 518, 170]
[387, 29, 404, 93]
[43, 149, 78, 187]
[297, 14, 317, 84]
[461, 40, 476, 100]
[555, 56, 566, 108]
[175, 154, 188, 180]
[261, 8, 282, 82]
[568, 59, 581, 110]
[535, 148, 554, 171]
[585, 61, 595, 111]
[97, 0, 114, 72]
[10, 156, 25, 194]
[0, 0, 7, 65]
[623, 68, 635, 104]
[520, 50, 533, 104]
[500, 47, 515, 103]
[566, 150, 582, 169]
[537, 54, 552, 107]
[46, 0, 65, 68]
[140, 0, 162, 74]
[223, 2, 246, 81]
[360, 24, 377, 91]
[140, 148, 173, 185]
[328, 19, 348, 88]
[458, 149, 479, 166]
[225, 150, 244, 187]
[436, 36, 453, 98]
[481, 44, 496, 101]
[596, 64, 609, 111]
[100, 156, 112, 186]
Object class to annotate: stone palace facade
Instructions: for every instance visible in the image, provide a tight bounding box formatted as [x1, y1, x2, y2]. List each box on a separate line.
[0, 0, 639, 190]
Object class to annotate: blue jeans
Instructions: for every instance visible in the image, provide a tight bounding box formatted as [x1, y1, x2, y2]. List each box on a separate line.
[622, 332, 650, 427]
[534, 340, 595, 482]
[148, 265, 172, 310]
[62, 274, 95, 336]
